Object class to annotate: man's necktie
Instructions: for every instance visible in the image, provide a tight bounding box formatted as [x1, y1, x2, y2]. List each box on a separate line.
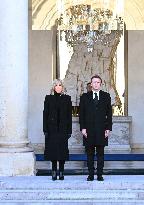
[94, 92, 98, 104]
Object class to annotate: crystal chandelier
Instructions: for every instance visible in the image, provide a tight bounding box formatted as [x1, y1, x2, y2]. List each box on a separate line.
[56, 0, 123, 49]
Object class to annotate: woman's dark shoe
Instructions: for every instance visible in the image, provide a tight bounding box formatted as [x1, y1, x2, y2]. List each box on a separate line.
[52, 171, 57, 181]
[87, 175, 94, 181]
[59, 171, 64, 180]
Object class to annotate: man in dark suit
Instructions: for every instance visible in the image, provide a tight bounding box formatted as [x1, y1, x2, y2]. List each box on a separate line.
[79, 75, 112, 181]
[86, 82, 92, 92]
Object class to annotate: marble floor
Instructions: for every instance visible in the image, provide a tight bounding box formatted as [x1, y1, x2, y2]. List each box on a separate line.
[0, 175, 144, 204]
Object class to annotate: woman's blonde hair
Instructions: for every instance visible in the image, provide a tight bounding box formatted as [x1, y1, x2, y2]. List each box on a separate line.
[50, 79, 67, 95]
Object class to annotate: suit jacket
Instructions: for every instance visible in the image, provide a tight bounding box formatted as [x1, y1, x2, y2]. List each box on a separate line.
[79, 90, 112, 146]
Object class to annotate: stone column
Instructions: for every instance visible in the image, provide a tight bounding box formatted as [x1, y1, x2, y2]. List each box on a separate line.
[0, 0, 35, 175]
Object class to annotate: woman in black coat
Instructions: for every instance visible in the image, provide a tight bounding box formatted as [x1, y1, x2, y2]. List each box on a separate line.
[43, 79, 72, 180]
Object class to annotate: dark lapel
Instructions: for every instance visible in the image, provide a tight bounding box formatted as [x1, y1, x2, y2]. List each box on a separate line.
[59, 94, 66, 109]
[51, 94, 64, 114]
[99, 90, 105, 105]
[51, 95, 57, 107]
[87, 91, 93, 103]
[60, 94, 64, 104]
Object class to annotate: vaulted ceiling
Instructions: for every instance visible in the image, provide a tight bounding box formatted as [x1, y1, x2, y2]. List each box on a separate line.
[32, 0, 144, 30]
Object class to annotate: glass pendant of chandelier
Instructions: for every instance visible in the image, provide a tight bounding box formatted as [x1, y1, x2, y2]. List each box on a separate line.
[56, 0, 123, 49]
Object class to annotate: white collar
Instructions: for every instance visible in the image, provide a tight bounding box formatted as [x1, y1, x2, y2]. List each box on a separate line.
[92, 90, 100, 94]
[92, 90, 100, 99]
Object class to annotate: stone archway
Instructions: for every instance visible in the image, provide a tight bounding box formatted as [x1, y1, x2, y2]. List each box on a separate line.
[32, 0, 144, 30]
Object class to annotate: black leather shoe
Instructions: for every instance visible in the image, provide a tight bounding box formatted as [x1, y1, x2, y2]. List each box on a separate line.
[97, 175, 104, 181]
[59, 171, 64, 180]
[87, 175, 94, 181]
[52, 171, 57, 181]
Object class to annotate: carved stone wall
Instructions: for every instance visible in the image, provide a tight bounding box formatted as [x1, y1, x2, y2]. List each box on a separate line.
[69, 116, 132, 153]
[63, 31, 122, 106]
[34, 116, 132, 169]
[34, 116, 132, 154]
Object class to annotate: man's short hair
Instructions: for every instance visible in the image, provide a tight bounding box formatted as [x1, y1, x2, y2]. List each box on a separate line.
[87, 82, 91, 86]
[91, 75, 102, 83]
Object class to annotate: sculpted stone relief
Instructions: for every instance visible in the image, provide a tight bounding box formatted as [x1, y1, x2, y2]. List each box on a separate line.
[63, 31, 123, 111]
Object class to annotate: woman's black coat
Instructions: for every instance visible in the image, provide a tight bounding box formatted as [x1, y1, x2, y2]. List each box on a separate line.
[43, 94, 72, 160]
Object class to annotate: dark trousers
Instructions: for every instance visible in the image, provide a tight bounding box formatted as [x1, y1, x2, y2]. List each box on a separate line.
[51, 160, 65, 171]
[86, 146, 104, 176]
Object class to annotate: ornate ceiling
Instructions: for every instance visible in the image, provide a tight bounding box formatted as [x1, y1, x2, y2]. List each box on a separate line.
[125, 0, 144, 29]
[32, 0, 144, 30]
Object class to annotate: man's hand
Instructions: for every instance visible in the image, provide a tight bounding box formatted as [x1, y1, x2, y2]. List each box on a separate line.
[105, 130, 110, 138]
[82, 129, 87, 138]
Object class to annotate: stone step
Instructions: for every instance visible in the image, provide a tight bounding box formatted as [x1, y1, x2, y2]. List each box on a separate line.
[36, 158, 144, 170]
[37, 168, 144, 175]
[36, 153, 144, 161]
[0, 176, 144, 204]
